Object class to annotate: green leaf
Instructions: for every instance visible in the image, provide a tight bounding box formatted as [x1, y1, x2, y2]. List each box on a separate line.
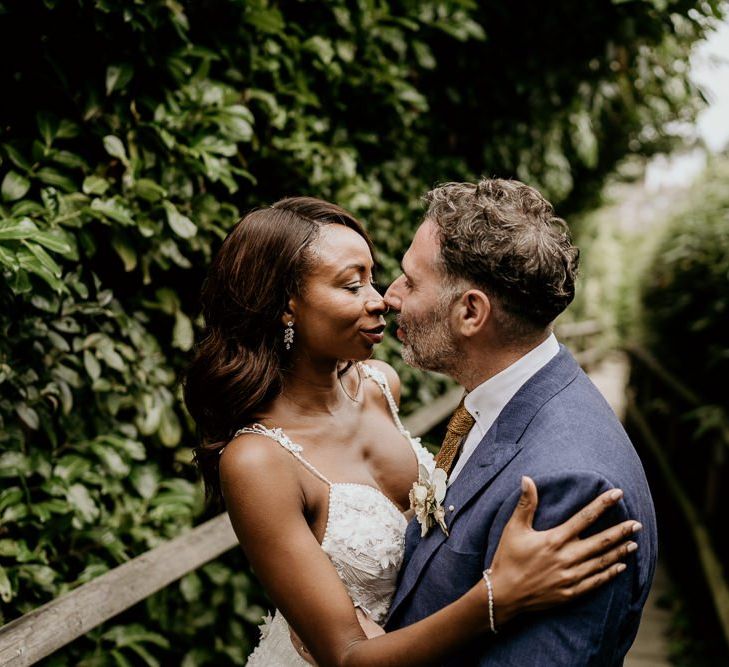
[106, 63, 134, 95]
[2, 143, 32, 170]
[22, 240, 62, 277]
[10, 268, 32, 294]
[131, 465, 159, 500]
[90, 198, 135, 226]
[67, 483, 99, 524]
[84, 349, 102, 380]
[158, 406, 181, 447]
[111, 233, 138, 271]
[18, 564, 57, 591]
[163, 201, 197, 239]
[245, 6, 285, 33]
[90, 442, 130, 477]
[134, 178, 166, 202]
[83, 175, 111, 195]
[56, 119, 80, 139]
[17, 248, 65, 291]
[172, 310, 193, 351]
[1, 170, 31, 201]
[32, 229, 74, 256]
[37, 111, 60, 146]
[15, 403, 40, 430]
[103, 624, 171, 650]
[0, 488, 23, 513]
[0, 245, 19, 270]
[54, 454, 91, 482]
[0, 565, 13, 603]
[0, 217, 38, 240]
[51, 149, 88, 170]
[180, 572, 202, 602]
[103, 135, 129, 164]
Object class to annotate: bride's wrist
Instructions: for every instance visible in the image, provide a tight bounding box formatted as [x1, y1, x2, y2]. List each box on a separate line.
[485, 566, 519, 628]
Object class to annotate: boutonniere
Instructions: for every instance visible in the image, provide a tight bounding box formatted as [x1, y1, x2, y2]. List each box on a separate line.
[409, 464, 449, 537]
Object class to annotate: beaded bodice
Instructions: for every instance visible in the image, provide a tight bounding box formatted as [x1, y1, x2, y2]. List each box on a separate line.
[241, 364, 435, 666]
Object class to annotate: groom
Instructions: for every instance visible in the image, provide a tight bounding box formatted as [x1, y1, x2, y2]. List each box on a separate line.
[383, 179, 657, 665]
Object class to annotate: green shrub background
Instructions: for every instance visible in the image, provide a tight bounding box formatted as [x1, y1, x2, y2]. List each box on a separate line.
[0, 0, 721, 663]
[640, 158, 729, 407]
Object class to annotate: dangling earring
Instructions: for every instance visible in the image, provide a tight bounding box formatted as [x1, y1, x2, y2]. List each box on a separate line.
[284, 321, 294, 350]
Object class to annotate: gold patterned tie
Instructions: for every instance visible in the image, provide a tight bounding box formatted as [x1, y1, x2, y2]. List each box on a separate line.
[435, 397, 475, 475]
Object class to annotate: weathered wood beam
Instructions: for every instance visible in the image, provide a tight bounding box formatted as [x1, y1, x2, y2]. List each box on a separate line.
[0, 514, 238, 667]
[627, 395, 729, 648]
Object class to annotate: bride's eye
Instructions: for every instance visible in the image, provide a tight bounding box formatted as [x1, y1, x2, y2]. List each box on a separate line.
[345, 284, 364, 293]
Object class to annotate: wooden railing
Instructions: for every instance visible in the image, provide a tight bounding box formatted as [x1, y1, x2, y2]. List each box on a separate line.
[624, 343, 729, 647]
[0, 320, 605, 666]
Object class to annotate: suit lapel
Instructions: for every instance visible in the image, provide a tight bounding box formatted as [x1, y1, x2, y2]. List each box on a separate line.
[387, 346, 581, 622]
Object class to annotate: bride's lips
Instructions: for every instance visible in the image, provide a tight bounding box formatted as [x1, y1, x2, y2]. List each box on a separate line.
[361, 323, 386, 344]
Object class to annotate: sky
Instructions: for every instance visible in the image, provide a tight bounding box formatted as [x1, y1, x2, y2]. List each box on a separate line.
[645, 18, 729, 190]
[692, 19, 729, 152]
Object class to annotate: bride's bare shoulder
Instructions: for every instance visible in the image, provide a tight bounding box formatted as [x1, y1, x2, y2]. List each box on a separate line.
[364, 359, 401, 405]
[219, 430, 300, 495]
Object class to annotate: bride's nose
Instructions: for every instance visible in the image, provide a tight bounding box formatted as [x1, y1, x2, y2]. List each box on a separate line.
[365, 290, 389, 314]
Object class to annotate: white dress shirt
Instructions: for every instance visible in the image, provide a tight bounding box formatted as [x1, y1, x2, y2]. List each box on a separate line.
[447, 334, 560, 485]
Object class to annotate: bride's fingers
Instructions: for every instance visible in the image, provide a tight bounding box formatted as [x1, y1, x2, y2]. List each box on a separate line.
[571, 519, 642, 561]
[506, 476, 539, 531]
[554, 488, 625, 543]
[571, 539, 638, 583]
[568, 561, 627, 599]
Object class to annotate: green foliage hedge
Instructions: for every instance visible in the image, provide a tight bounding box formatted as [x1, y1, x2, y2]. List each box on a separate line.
[0, 0, 721, 663]
[640, 157, 729, 407]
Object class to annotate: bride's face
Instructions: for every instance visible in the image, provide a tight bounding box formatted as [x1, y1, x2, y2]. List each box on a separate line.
[288, 224, 387, 362]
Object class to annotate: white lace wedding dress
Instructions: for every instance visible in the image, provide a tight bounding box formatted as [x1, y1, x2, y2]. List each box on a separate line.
[240, 364, 435, 666]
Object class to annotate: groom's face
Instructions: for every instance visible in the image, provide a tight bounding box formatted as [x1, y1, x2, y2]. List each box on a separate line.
[384, 220, 460, 373]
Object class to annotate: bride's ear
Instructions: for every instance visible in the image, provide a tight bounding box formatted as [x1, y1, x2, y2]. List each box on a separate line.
[280, 298, 297, 327]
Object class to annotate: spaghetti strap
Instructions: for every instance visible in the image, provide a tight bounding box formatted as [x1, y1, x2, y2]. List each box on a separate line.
[360, 363, 436, 472]
[232, 424, 332, 487]
[360, 363, 409, 436]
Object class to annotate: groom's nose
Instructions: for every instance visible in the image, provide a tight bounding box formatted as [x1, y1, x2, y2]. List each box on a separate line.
[383, 276, 403, 312]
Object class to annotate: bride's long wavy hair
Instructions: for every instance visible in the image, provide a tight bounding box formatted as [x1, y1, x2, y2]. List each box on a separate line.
[184, 197, 374, 503]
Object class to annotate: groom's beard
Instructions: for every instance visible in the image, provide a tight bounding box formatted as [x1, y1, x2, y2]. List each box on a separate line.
[397, 304, 460, 375]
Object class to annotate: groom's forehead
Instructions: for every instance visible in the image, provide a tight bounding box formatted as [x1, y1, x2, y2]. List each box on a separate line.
[406, 220, 440, 265]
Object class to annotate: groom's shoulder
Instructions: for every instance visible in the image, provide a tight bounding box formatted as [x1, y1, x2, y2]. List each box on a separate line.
[525, 369, 633, 456]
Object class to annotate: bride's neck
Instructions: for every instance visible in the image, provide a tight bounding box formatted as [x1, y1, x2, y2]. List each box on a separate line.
[280, 356, 355, 416]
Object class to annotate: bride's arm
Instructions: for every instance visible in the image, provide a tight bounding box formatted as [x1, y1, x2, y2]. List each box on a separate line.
[221, 436, 638, 667]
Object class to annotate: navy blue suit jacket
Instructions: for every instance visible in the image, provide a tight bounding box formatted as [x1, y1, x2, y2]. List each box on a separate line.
[385, 346, 657, 666]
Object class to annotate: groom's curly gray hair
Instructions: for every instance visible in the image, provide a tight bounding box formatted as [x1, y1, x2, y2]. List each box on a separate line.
[425, 178, 579, 338]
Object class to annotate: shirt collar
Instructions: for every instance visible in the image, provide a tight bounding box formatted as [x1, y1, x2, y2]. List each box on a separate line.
[463, 333, 560, 434]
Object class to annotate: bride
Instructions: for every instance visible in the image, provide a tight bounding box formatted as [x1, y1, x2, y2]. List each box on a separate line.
[184, 197, 640, 666]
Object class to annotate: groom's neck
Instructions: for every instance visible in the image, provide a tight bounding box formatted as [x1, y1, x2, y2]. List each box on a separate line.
[453, 331, 551, 391]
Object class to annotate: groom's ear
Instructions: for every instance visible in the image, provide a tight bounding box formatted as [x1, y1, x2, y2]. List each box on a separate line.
[457, 289, 491, 337]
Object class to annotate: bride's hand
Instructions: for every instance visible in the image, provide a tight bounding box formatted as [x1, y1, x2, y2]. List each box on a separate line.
[488, 476, 641, 626]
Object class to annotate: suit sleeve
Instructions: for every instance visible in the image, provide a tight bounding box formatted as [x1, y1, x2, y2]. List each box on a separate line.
[476, 470, 638, 667]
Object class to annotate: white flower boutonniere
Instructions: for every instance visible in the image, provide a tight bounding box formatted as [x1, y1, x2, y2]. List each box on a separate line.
[409, 464, 449, 537]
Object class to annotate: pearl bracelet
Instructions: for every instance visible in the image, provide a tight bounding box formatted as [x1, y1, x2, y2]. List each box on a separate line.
[482, 568, 498, 634]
